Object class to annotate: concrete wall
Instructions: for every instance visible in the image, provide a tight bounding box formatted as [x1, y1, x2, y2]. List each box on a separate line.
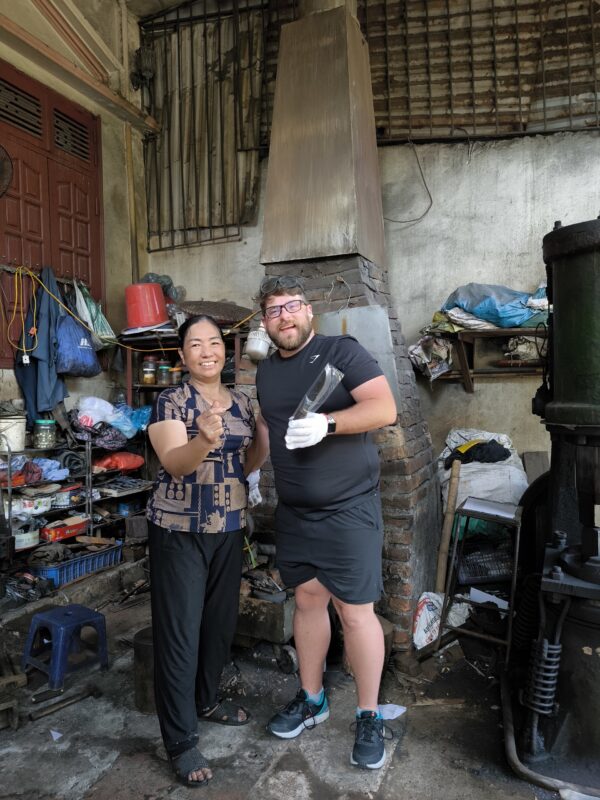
[380, 131, 600, 456]
[151, 132, 599, 458]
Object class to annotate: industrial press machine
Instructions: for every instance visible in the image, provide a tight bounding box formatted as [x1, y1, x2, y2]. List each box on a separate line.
[506, 216, 600, 795]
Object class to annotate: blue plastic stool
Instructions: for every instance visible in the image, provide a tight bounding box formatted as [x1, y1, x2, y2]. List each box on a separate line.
[21, 604, 109, 689]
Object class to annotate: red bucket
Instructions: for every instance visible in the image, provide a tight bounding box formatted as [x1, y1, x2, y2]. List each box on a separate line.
[125, 283, 169, 329]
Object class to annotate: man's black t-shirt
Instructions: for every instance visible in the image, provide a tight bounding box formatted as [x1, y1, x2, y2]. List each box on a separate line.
[256, 334, 384, 518]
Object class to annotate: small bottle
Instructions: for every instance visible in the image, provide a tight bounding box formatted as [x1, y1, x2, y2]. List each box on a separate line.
[33, 419, 56, 448]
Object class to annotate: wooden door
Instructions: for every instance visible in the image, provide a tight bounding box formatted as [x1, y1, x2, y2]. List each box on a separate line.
[48, 159, 101, 299]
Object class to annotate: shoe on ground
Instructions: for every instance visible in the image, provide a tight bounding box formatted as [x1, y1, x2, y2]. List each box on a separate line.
[350, 710, 389, 769]
[267, 689, 329, 739]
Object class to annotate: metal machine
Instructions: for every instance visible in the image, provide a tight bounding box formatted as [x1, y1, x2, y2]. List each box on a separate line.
[504, 217, 600, 795]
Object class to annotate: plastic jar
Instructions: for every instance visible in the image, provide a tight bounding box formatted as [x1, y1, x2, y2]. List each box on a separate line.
[33, 419, 56, 449]
[141, 355, 157, 385]
[170, 366, 182, 385]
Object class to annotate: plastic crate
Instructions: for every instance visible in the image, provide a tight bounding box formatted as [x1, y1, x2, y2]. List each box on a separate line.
[30, 541, 123, 588]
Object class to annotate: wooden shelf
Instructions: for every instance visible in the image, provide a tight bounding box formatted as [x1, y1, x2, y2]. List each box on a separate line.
[438, 327, 547, 393]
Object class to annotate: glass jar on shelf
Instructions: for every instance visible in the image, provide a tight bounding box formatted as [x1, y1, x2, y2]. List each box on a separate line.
[141, 355, 157, 385]
[33, 419, 56, 449]
[156, 360, 171, 386]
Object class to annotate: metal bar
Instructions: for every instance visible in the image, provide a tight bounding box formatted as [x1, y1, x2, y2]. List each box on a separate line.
[564, 0, 573, 128]
[203, 0, 213, 235]
[424, 0, 433, 138]
[217, 0, 228, 236]
[468, 0, 476, 134]
[538, 0, 547, 130]
[591, 0, 599, 126]
[446, 0, 454, 134]
[189, 2, 200, 236]
[140, 0, 269, 27]
[403, 1, 412, 137]
[491, 0, 499, 134]
[383, 0, 393, 138]
[176, 5, 187, 246]
[515, 0, 523, 130]
[160, 13, 175, 249]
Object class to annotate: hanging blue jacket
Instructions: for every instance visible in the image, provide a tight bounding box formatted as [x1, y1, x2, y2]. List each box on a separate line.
[14, 267, 68, 427]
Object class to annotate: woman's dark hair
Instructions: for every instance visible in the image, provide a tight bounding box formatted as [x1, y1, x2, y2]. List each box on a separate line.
[178, 314, 222, 348]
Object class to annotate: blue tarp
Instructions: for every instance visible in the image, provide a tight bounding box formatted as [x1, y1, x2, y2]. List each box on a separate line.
[441, 282, 541, 328]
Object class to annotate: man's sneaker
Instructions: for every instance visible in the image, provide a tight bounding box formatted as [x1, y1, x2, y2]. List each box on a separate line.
[266, 689, 329, 739]
[350, 711, 390, 769]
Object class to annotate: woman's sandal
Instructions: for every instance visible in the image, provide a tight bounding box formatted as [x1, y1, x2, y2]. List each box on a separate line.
[198, 697, 251, 726]
[170, 747, 211, 788]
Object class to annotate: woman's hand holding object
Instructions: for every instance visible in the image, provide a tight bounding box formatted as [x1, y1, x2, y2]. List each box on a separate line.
[197, 402, 225, 447]
[285, 412, 328, 450]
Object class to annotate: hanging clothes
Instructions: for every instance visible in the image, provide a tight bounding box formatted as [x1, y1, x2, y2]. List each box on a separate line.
[14, 267, 68, 428]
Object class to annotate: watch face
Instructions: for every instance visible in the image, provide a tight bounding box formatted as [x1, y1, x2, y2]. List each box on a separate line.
[327, 416, 336, 434]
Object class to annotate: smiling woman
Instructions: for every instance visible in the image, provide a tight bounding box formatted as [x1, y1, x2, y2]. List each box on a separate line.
[144, 314, 268, 787]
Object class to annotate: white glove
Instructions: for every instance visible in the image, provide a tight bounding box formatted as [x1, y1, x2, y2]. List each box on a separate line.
[247, 469, 262, 507]
[285, 412, 328, 450]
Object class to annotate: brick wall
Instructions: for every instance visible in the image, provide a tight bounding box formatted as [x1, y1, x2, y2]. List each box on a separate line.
[240, 255, 441, 651]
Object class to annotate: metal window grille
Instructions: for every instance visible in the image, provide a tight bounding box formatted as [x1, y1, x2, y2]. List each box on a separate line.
[140, 1, 600, 251]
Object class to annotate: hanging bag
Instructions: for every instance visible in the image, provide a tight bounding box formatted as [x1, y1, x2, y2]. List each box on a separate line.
[73, 279, 115, 350]
[55, 313, 102, 377]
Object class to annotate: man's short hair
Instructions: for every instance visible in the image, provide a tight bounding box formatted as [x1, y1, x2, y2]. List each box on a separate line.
[256, 275, 307, 312]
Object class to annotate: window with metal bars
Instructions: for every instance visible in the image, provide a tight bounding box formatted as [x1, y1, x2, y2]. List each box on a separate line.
[140, 0, 273, 252]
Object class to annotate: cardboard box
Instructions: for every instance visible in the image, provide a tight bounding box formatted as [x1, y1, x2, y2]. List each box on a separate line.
[39, 516, 89, 542]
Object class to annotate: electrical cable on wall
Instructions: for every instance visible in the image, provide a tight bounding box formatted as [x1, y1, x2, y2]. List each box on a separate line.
[383, 139, 433, 225]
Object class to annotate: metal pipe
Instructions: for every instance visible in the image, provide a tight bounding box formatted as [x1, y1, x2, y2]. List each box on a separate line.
[500, 672, 600, 798]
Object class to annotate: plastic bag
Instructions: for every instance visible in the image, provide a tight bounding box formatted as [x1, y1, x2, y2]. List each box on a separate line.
[291, 363, 344, 419]
[413, 592, 470, 649]
[73, 280, 115, 350]
[73, 280, 103, 350]
[442, 282, 537, 328]
[55, 315, 101, 377]
[79, 397, 114, 426]
[93, 452, 144, 471]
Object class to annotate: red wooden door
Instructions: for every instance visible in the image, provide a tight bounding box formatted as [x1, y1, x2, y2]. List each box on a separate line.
[48, 159, 100, 299]
[0, 137, 50, 362]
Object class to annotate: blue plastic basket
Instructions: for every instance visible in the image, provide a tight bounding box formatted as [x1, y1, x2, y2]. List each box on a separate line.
[30, 541, 123, 588]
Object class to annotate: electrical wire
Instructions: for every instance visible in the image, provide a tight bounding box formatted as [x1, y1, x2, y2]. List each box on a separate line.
[383, 139, 433, 224]
[0, 265, 256, 356]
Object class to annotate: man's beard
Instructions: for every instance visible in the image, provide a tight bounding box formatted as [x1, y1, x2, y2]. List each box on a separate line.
[269, 317, 313, 352]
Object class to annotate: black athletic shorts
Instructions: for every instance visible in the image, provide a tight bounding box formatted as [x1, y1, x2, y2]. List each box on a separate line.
[274, 490, 384, 605]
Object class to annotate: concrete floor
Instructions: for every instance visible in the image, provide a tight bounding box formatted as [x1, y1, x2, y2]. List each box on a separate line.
[0, 567, 559, 800]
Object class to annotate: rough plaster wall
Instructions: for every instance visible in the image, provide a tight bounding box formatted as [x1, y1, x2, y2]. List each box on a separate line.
[381, 132, 600, 345]
[380, 131, 600, 456]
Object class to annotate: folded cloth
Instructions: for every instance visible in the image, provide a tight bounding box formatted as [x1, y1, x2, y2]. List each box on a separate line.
[31, 458, 69, 481]
[27, 543, 73, 565]
[444, 439, 511, 470]
[22, 461, 43, 484]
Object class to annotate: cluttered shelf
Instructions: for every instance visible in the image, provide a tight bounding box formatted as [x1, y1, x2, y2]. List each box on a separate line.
[422, 327, 547, 393]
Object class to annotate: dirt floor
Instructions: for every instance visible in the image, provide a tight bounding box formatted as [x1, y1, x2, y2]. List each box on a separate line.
[0, 564, 562, 800]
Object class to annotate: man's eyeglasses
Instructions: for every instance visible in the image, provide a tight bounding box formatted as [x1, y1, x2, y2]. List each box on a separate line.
[264, 299, 308, 319]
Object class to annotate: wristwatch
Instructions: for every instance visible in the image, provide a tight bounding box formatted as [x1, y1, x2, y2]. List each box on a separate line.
[326, 415, 336, 435]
